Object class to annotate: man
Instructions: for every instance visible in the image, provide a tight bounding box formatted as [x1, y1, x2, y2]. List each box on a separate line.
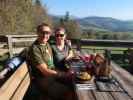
[28, 23, 75, 100]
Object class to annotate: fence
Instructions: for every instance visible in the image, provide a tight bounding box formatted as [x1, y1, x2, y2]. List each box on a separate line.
[1, 35, 133, 58]
[0, 35, 37, 58]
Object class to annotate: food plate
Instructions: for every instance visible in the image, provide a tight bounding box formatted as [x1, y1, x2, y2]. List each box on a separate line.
[76, 72, 91, 81]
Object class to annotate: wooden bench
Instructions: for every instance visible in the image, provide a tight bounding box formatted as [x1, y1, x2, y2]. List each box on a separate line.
[0, 62, 30, 100]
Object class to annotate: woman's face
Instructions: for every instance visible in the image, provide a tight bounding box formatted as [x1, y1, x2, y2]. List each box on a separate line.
[55, 31, 66, 43]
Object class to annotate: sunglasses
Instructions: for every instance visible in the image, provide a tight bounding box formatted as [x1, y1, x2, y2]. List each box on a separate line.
[40, 31, 51, 35]
[56, 34, 65, 37]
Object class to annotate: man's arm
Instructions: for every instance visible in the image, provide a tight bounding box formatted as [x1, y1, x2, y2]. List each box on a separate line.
[30, 46, 74, 78]
[36, 63, 57, 77]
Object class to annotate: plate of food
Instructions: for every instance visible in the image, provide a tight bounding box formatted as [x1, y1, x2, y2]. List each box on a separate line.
[76, 72, 92, 81]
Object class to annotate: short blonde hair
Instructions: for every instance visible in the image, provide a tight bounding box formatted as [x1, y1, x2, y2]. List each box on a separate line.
[37, 23, 51, 34]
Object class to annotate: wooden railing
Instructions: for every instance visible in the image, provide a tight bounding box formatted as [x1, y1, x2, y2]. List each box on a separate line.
[1, 35, 133, 58]
[6, 35, 37, 58]
[0, 35, 37, 58]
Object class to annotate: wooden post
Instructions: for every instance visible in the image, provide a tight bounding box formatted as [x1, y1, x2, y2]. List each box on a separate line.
[104, 49, 111, 65]
[7, 35, 13, 58]
[76, 39, 81, 51]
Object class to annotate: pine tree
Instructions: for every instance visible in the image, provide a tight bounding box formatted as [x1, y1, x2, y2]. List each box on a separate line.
[57, 12, 82, 39]
[64, 11, 69, 22]
[35, 0, 41, 6]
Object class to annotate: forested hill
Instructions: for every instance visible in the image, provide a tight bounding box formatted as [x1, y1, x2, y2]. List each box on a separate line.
[77, 16, 133, 32]
[52, 15, 133, 32]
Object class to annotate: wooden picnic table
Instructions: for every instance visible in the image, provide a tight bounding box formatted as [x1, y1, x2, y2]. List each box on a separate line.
[75, 80, 132, 100]
[67, 58, 133, 100]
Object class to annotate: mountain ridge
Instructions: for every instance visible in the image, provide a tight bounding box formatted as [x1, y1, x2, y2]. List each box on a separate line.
[76, 16, 133, 32]
[51, 15, 133, 32]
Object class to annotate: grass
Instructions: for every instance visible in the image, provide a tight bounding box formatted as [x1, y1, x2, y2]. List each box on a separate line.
[81, 46, 129, 54]
[82, 46, 128, 50]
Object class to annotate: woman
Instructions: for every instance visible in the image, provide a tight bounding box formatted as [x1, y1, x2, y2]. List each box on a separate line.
[52, 27, 74, 71]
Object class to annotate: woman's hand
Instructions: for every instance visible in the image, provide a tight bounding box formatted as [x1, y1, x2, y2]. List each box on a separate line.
[65, 50, 74, 61]
[65, 56, 71, 61]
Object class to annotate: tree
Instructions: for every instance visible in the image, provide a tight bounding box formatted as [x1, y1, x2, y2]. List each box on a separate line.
[56, 12, 82, 39]
[35, 0, 41, 6]
[64, 11, 70, 22]
[15, 0, 34, 33]
[64, 20, 81, 39]
[0, 0, 34, 34]
[33, 0, 53, 29]
[0, 0, 53, 34]
[112, 34, 119, 40]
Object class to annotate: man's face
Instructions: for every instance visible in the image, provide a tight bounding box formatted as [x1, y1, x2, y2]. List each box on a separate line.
[39, 26, 51, 43]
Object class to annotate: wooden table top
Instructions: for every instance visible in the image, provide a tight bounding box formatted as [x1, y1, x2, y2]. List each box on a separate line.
[66, 58, 133, 100]
[75, 79, 132, 100]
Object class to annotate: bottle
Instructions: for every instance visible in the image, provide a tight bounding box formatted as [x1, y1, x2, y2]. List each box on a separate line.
[6, 56, 24, 69]
[0, 56, 24, 79]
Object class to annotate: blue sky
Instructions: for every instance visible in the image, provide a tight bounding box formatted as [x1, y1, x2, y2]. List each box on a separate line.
[42, 0, 133, 20]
